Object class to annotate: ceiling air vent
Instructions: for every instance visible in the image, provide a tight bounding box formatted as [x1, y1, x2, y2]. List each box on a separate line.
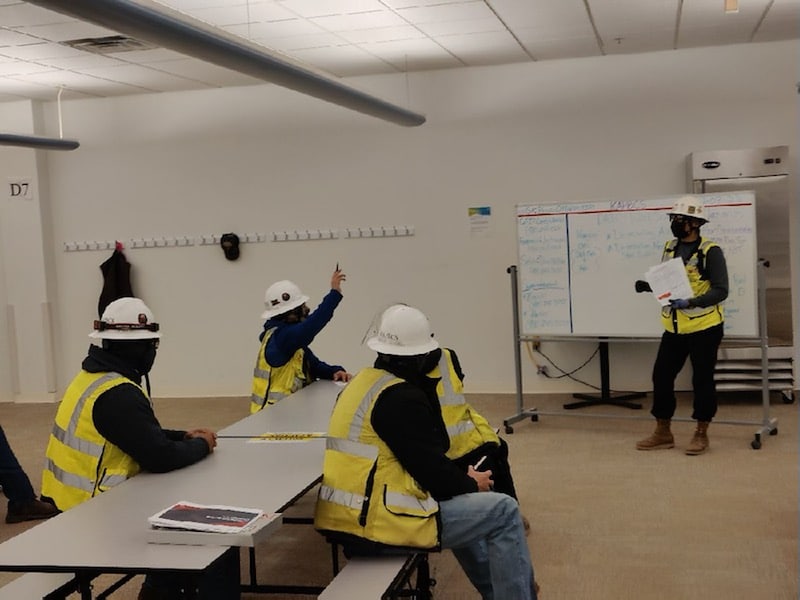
[62, 35, 158, 54]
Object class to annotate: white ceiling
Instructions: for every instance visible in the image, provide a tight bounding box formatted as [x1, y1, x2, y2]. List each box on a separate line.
[0, 0, 797, 104]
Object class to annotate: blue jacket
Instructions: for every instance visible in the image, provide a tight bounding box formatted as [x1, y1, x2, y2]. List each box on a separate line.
[260, 288, 345, 380]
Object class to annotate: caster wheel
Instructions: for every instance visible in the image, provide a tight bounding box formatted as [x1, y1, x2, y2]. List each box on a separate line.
[504, 425, 514, 434]
[751, 439, 761, 450]
[530, 414, 539, 422]
[769, 428, 778, 436]
[781, 391, 794, 404]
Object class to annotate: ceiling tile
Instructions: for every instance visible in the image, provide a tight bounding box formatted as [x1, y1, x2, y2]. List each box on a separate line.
[280, 0, 388, 19]
[146, 57, 263, 87]
[437, 31, 530, 66]
[0, 41, 83, 60]
[17, 21, 115, 42]
[336, 25, 425, 45]
[396, 2, 496, 25]
[416, 16, 504, 37]
[259, 31, 344, 52]
[0, 2, 71, 27]
[360, 37, 462, 70]
[519, 36, 603, 61]
[0, 28, 45, 46]
[0, 58, 55, 76]
[225, 17, 323, 38]
[311, 10, 408, 32]
[290, 44, 394, 76]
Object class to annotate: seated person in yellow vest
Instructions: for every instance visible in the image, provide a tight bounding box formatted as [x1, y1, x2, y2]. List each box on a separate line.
[250, 268, 352, 413]
[634, 196, 728, 456]
[40, 298, 239, 600]
[315, 305, 538, 599]
[421, 347, 529, 532]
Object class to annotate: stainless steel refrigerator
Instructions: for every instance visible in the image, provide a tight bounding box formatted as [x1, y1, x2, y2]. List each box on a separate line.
[688, 145, 795, 400]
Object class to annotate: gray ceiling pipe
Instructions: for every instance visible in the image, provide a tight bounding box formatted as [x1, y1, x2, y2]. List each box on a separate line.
[0, 133, 80, 150]
[26, 0, 426, 127]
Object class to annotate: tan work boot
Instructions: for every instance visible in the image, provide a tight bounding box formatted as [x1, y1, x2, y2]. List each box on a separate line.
[685, 421, 710, 455]
[636, 419, 674, 450]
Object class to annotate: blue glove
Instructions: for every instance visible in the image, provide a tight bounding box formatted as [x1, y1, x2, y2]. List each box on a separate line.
[669, 298, 691, 309]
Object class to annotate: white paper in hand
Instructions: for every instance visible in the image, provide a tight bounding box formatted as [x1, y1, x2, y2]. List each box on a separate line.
[645, 258, 693, 307]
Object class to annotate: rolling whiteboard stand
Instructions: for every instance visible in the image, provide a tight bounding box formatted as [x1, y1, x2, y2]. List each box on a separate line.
[748, 259, 778, 449]
[563, 340, 644, 410]
[503, 262, 778, 449]
[504, 265, 538, 433]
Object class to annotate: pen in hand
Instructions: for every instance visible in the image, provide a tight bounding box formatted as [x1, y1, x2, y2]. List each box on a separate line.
[472, 455, 488, 471]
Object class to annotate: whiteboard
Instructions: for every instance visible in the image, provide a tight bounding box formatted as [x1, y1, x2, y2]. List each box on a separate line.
[516, 191, 758, 338]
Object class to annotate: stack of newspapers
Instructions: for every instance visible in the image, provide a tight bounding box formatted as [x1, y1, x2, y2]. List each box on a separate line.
[147, 501, 281, 546]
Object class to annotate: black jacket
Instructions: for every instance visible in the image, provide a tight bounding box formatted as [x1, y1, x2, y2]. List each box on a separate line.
[369, 352, 478, 501]
[83, 345, 210, 473]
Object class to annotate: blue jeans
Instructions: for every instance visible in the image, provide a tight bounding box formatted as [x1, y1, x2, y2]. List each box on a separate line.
[0, 425, 36, 509]
[439, 492, 536, 600]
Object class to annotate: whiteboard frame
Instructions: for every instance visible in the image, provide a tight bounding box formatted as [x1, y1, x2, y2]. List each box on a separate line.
[516, 191, 759, 339]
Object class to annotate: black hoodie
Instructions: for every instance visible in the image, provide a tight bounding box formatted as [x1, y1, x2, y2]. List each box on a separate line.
[82, 345, 210, 473]
[369, 349, 478, 501]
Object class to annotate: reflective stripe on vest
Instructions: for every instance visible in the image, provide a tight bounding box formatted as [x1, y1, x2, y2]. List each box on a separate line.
[42, 371, 142, 511]
[435, 350, 499, 459]
[314, 369, 440, 549]
[250, 329, 306, 413]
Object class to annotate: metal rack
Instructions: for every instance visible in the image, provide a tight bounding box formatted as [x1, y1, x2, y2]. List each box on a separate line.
[503, 260, 780, 449]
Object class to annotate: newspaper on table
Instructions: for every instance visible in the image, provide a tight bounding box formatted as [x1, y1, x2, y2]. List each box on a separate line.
[148, 501, 265, 534]
[644, 257, 693, 307]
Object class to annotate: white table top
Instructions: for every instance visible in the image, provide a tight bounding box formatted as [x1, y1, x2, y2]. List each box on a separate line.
[0, 380, 341, 575]
[218, 379, 342, 438]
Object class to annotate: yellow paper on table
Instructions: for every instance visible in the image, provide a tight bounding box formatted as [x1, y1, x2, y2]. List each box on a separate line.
[247, 432, 327, 443]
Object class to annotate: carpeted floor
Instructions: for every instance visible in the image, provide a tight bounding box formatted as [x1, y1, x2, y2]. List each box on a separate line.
[0, 391, 797, 599]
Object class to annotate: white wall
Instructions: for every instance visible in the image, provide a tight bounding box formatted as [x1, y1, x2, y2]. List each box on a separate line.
[2, 40, 796, 399]
[0, 101, 59, 403]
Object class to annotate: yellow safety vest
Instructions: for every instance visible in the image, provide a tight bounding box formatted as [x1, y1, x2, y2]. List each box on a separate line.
[314, 368, 440, 550]
[41, 371, 142, 511]
[432, 350, 499, 460]
[659, 238, 724, 334]
[250, 328, 307, 413]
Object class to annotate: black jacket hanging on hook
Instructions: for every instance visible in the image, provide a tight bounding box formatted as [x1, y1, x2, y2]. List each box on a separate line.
[98, 243, 134, 318]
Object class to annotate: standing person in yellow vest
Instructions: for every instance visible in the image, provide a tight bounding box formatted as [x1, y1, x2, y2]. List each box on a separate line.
[250, 268, 351, 413]
[634, 196, 728, 455]
[41, 298, 238, 600]
[315, 304, 538, 599]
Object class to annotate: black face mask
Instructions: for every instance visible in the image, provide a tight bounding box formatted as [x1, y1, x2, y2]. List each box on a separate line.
[671, 219, 688, 239]
[376, 353, 432, 380]
[104, 339, 158, 376]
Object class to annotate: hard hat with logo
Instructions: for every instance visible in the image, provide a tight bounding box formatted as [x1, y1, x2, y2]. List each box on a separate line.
[261, 280, 310, 319]
[669, 196, 708, 223]
[90, 297, 161, 340]
[366, 304, 439, 356]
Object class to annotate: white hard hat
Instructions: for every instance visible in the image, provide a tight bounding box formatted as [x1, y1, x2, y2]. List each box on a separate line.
[261, 280, 309, 319]
[669, 196, 708, 223]
[366, 304, 439, 356]
[90, 297, 161, 340]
